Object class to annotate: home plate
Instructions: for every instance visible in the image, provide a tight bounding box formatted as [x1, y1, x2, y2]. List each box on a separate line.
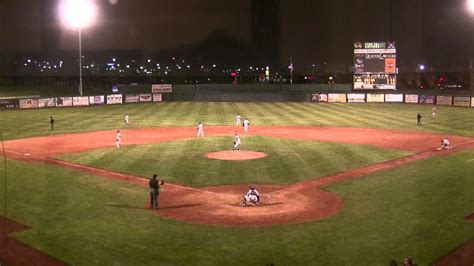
[24, 153, 30, 156]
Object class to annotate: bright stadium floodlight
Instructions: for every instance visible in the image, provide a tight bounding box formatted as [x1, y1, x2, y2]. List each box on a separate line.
[58, 0, 98, 96]
[468, 0, 474, 14]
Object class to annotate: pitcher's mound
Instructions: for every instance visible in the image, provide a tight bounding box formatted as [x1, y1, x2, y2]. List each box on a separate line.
[206, 150, 267, 161]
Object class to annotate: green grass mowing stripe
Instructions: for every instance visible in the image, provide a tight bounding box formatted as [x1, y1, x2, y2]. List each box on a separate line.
[339, 104, 409, 129]
[292, 103, 343, 126]
[262, 102, 297, 125]
[2, 150, 474, 265]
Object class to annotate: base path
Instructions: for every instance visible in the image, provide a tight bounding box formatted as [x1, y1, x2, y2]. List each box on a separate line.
[5, 126, 474, 227]
[3, 126, 474, 264]
[0, 216, 66, 266]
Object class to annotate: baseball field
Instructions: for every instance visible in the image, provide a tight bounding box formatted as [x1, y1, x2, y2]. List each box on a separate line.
[1, 102, 474, 265]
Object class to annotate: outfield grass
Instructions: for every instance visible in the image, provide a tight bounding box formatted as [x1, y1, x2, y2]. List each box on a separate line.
[59, 136, 410, 186]
[0, 102, 473, 140]
[2, 149, 474, 265]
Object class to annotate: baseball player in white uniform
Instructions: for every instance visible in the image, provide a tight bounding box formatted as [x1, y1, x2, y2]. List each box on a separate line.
[432, 106, 436, 117]
[236, 114, 241, 125]
[124, 114, 130, 125]
[440, 138, 450, 150]
[243, 118, 250, 133]
[116, 130, 122, 148]
[241, 186, 260, 207]
[197, 122, 204, 138]
[233, 133, 241, 151]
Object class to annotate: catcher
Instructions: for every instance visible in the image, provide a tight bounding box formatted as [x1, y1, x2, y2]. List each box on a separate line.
[241, 186, 260, 207]
[439, 138, 451, 150]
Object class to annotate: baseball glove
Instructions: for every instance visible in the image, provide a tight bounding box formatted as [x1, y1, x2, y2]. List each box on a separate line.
[160, 181, 165, 185]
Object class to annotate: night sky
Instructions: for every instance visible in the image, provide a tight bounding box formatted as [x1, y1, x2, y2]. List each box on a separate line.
[0, 0, 473, 69]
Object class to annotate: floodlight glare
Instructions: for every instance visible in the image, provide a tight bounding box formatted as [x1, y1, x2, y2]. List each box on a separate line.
[469, 0, 474, 13]
[59, 0, 97, 29]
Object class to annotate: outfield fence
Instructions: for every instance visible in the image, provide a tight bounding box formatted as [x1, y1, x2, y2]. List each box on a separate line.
[1, 90, 474, 109]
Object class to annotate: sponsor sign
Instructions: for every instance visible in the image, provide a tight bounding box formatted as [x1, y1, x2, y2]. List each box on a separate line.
[472, 97, 474, 107]
[453, 96, 470, 107]
[139, 94, 152, 102]
[38, 98, 56, 108]
[405, 94, 419, 103]
[419, 95, 435, 104]
[89, 95, 105, 105]
[56, 97, 73, 107]
[107, 94, 123, 105]
[19, 99, 38, 109]
[366, 94, 384, 102]
[310, 93, 328, 102]
[125, 94, 140, 103]
[153, 93, 163, 102]
[384, 94, 403, 102]
[436, 96, 452, 106]
[328, 94, 347, 103]
[151, 84, 172, 93]
[347, 93, 366, 103]
[73, 96, 90, 106]
[0, 99, 19, 108]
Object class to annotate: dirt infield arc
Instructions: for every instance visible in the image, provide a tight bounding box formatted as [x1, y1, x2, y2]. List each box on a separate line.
[5, 126, 474, 228]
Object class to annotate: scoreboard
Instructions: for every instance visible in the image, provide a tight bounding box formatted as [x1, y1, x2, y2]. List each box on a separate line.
[353, 42, 397, 90]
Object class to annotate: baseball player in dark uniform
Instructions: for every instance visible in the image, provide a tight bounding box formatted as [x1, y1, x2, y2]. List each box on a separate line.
[50, 116, 55, 130]
[149, 174, 164, 209]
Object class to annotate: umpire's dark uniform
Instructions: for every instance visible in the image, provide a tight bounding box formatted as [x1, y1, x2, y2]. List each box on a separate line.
[149, 175, 160, 209]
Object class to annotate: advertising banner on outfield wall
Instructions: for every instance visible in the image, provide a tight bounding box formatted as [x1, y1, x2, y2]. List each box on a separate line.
[107, 94, 123, 104]
[453, 97, 471, 107]
[384, 94, 403, 102]
[152, 84, 172, 93]
[366, 94, 384, 102]
[125, 94, 140, 103]
[153, 93, 162, 102]
[347, 93, 366, 103]
[0, 99, 19, 108]
[89, 96, 105, 105]
[328, 94, 347, 103]
[19, 98, 38, 109]
[56, 97, 73, 107]
[419, 95, 435, 104]
[311, 94, 328, 102]
[405, 94, 419, 103]
[73, 96, 90, 106]
[472, 97, 474, 107]
[436, 96, 453, 106]
[139, 94, 152, 102]
[38, 98, 56, 108]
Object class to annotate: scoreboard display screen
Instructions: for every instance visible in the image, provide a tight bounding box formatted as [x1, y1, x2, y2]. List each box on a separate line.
[354, 42, 397, 90]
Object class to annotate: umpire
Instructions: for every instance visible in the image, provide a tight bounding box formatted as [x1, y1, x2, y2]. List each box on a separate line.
[149, 174, 163, 210]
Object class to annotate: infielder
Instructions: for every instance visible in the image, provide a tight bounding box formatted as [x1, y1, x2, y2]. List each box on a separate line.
[197, 122, 204, 138]
[233, 133, 241, 151]
[124, 114, 130, 125]
[116, 130, 122, 148]
[236, 114, 241, 125]
[243, 118, 250, 133]
[241, 186, 260, 207]
[432, 106, 436, 117]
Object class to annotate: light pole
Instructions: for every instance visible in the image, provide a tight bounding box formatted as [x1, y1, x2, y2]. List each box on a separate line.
[468, 0, 474, 91]
[58, 0, 97, 96]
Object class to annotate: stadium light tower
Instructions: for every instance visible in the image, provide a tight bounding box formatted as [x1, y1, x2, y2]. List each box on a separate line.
[468, 0, 474, 91]
[58, 0, 98, 96]
[468, 0, 474, 13]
